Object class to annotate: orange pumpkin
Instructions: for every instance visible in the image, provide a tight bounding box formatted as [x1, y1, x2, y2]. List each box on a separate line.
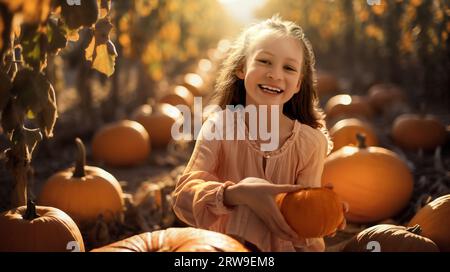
[322, 134, 414, 223]
[131, 103, 183, 148]
[39, 138, 124, 225]
[158, 85, 195, 108]
[276, 187, 345, 239]
[325, 94, 374, 123]
[367, 83, 407, 113]
[0, 200, 85, 252]
[408, 194, 450, 251]
[329, 118, 378, 152]
[92, 120, 150, 166]
[316, 70, 339, 98]
[182, 73, 204, 97]
[392, 113, 447, 151]
[343, 224, 438, 252]
[91, 227, 249, 252]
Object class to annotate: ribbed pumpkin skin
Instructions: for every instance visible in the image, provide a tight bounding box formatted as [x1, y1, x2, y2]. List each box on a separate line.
[325, 95, 374, 122]
[408, 194, 450, 251]
[392, 114, 447, 151]
[330, 118, 378, 152]
[131, 104, 180, 148]
[39, 166, 124, 225]
[0, 206, 85, 252]
[276, 188, 345, 239]
[343, 224, 439, 252]
[92, 120, 150, 167]
[91, 227, 249, 252]
[322, 146, 413, 223]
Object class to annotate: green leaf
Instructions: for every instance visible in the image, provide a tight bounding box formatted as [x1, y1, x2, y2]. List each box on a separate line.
[20, 24, 47, 71]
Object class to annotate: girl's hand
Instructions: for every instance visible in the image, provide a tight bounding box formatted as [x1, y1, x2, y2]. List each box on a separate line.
[224, 177, 303, 242]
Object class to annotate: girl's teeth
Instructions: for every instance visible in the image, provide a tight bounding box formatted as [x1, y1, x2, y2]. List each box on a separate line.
[259, 85, 282, 94]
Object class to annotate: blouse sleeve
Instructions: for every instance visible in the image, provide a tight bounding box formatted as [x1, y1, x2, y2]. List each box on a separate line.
[172, 115, 235, 229]
[297, 128, 328, 188]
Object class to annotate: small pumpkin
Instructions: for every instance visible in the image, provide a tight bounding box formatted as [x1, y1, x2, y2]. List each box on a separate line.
[408, 194, 450, 251]
[322, 134, 414, 223]
[39, 138, 124, 225]
[91, 227, 249, 252]
[392, 113, 447, 151]
[329, 118, 378, 152]
[131, 103, 183, 148]
[367, 83, 407, 113]
[276, 187, 345, 239]
[182, 73, 204, 97]
[0, 200, 85, 252]
[92, 120, 150, 166]
[158, 85, 195, 108]
[325, 94, 374, 123]
[343, 224, 439, 252]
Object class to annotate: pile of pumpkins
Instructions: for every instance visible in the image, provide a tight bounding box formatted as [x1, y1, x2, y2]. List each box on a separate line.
[91, 68, 213, 168]
[317, 76, 449, 252]
[0, 135, 247, 252]
[0, 59, 221, 251]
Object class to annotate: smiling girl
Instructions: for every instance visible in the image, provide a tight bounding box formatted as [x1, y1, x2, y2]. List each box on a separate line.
[172, 15, 340, 252]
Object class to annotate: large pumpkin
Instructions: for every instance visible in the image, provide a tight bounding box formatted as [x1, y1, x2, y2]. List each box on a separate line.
[91, 227, 249, 252]
[0, 201, 85, 252]
[92, 120, 150, 166]
[367, 83, 407, 113]
[392, 113, 447, 151]
[343, 224, 438, 252]
[329, 118, 378, 152]
[39, 138, 124, 225]
[325, 94, 373, 123]
[276, 187, 345, 238]
[131, 103, 183, 148]
[158, 85, 195, 109]
[408, 194, 450, 251]
[322, 134, 414, 223]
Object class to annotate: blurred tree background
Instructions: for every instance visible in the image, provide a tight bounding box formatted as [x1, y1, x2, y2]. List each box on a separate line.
[257, 0, 449, 110]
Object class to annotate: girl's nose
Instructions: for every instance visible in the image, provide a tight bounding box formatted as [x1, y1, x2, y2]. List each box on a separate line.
[267, 67, 282, 80]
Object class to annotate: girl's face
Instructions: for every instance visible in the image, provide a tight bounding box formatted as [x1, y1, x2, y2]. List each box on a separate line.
[236, 32, 304, 107]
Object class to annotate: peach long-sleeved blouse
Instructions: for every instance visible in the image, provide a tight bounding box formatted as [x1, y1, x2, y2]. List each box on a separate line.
[172, 109, 330, 252]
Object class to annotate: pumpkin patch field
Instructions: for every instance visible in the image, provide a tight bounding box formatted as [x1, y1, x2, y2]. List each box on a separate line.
[0, 0, 449, 253]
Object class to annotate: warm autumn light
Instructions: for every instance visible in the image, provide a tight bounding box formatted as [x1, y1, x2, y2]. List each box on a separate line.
[174, 85, 191, 98]
[198, 59, 212, 73]
[184, 73, 204, 88]
[160, 103, 182, 120]
[217, 0, 267, 24]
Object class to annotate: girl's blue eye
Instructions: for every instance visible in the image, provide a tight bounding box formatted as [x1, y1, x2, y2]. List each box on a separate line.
[257, 59, 269, 64]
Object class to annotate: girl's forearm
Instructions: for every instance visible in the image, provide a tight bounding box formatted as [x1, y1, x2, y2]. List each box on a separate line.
[223, 184, 242, 207]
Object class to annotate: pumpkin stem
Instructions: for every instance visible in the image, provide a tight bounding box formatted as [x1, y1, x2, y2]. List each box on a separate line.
[356, 133, 367, 148]
[406, 224, 422, 235]
[23, 199, 39, 220]
[73, 137, 86, 178]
